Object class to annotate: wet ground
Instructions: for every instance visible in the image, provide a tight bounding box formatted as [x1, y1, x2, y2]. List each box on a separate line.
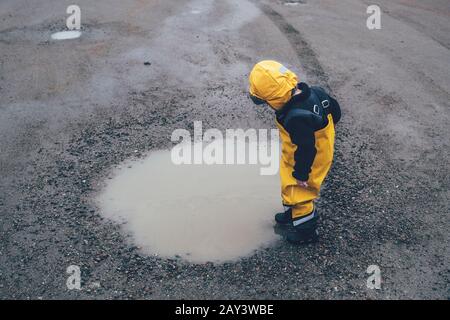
[0, 0, 449, 299]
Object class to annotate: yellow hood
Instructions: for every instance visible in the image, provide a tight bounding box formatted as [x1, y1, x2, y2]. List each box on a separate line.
[249, 60, 298, 110]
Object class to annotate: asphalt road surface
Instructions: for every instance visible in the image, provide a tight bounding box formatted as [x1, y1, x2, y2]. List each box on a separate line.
[0, 0, 449, 299]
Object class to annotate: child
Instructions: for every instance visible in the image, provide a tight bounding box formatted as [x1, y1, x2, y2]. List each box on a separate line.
[249, 60, 341, 244]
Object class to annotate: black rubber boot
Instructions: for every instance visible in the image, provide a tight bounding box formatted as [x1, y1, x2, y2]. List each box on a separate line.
[275, 208, 292, 225]
[286, 216, 319, 245]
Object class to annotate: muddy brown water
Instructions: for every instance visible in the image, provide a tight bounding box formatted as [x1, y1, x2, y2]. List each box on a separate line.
[97, 146, 282, 263]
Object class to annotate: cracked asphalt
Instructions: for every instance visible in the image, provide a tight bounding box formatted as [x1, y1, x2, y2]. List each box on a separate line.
[0, 0, 449, 299]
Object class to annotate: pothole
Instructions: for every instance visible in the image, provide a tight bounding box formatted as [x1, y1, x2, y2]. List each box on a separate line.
[97, 144, 282, 263]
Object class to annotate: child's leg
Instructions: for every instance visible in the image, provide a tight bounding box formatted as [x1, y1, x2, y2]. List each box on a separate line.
[291, 201, 315, 226]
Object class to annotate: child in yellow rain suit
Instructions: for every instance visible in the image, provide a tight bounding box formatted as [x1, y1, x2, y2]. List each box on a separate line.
[249, 60, 341, 244]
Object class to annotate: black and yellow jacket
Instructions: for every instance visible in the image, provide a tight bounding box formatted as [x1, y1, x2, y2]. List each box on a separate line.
[276, 82, 341, 181]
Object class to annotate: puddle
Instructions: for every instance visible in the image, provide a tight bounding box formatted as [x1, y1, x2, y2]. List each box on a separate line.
[51, 30, 81, 40]
[97, 145, 282, 263]
[283, 1, 305, 6]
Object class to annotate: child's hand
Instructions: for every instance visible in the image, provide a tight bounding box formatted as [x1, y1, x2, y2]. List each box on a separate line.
[297, 180, 309, 188]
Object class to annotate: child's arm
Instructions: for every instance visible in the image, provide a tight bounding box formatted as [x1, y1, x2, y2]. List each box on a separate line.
[286, 117, 316, 183]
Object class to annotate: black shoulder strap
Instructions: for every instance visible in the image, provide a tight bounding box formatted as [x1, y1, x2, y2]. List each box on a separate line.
[311, 87, 331, 114]
[283, 90, 325, 128]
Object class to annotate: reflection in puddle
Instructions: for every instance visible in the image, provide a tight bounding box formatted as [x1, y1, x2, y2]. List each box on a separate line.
[97, 147, 282, 263]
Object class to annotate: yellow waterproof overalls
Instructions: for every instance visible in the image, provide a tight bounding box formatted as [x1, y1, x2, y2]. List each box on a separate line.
[249, 60, 335, 223]
[276, 114, 335, 220]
